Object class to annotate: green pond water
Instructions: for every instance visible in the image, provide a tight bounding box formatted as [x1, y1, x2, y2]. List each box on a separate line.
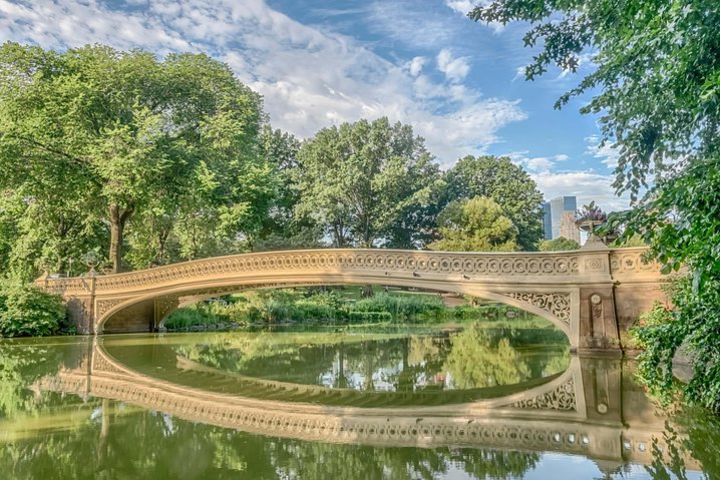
[0, 325, 718, 479]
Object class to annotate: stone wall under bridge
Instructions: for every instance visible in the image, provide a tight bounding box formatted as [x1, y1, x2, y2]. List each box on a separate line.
[37, 246, 668, 353]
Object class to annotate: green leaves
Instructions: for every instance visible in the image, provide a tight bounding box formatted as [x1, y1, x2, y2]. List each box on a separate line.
[539, 237, 580, 251]
[429, 196, 518, 252]
[295, 117, 440, 248]
[441, 155, 544, 250]
[469, 0, 720, 414]
[0, 43, 270, 273]
[0, 281, 65, 337]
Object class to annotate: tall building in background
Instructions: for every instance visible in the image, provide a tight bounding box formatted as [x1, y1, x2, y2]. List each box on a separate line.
[543, 196, 580, 243]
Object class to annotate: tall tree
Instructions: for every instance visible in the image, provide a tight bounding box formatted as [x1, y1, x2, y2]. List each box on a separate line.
[252, 126, 323, 251]
[442, 155, 543, 251]
[468, 0, 720, 412]
[428, 196, 518, 252]
[0, 43, 270, 273]
[295, 117, 440, 248]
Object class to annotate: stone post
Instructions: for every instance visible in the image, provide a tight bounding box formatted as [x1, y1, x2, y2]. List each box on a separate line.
[578, 242, 622, 353]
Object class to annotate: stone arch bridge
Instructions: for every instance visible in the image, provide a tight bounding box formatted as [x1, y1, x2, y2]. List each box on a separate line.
[38, 247, 666, 352]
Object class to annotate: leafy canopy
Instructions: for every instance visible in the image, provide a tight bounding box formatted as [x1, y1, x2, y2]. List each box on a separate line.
[539, 237, 580, 252]
[442, 155, 544, 250]
[0, 42, 272, 274]
[429, 196, 518, 252]
[295, 117, 440, 248]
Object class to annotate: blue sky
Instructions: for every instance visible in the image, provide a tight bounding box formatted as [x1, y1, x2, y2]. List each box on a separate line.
[0, 0, 627, 210]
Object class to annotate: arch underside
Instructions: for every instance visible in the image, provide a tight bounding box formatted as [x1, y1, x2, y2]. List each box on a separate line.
[96, 273, 576, 345]
[91, 339, 585, 419]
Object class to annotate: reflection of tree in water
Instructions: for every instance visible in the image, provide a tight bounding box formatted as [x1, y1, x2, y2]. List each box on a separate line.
[452, 449, 540, 479]
[407, 335, 441, 367]
[443, 326, 531, 389]
[0, 402, 542, 480]
[0, 340, 82, 418]
[644, 408, 720, 480]
[541, 352, 570, 378]
[5, 395, 720, 480]
[166, 329, 569, 393]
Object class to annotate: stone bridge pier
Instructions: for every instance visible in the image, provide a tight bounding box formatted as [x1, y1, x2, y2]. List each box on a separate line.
[38, 246, 668, 353]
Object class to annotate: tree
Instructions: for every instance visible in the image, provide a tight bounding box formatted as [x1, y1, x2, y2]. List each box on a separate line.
[428, 196, 518, 252]
[539, 237, 580, 251]
[468, 0, 720, 412]
[0, 187, 105, 280]
[295, 117, 440, 248]
[251, 126, 324, 251]
[441, 155, 544, 250]
[0, 43, 270, 273]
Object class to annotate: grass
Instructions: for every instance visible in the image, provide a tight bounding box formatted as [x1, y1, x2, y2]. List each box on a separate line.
[163, 286, 553, 331]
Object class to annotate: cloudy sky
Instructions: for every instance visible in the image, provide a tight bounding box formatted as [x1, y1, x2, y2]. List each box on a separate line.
[0, 0, 628, 210]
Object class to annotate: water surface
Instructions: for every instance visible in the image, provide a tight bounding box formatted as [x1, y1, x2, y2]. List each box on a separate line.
[1, 325, 717, 479]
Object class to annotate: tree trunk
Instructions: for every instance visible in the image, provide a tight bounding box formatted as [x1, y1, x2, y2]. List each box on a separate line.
[109, 203, 133, 273]
[361, 284, 374, 297]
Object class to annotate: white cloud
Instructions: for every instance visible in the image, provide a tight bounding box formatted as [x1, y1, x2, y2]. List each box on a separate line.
[445, 0, 475, 14]
[0, 0, 526, 163]
[366, 1, 458, 49]
[585, 135, 620, 168]
[407, 56, 426, 77]
[437, 48, 471, 83]
[505, 150, 627, 211]
[444, 0, 505, 33]
[507, 152, 570, 173]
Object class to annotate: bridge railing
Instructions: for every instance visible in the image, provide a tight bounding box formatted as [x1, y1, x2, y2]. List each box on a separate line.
[36, 248, 590, 294]
[36, 247, 661, 297]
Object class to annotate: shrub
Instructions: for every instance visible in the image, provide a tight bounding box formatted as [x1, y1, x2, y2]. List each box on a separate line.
[164, 306, 219, 330]
[0, 281, 66, 337]
[539, 237, 580, 251]
[632, 277, 720, 413]
[352, 293, 444, 321]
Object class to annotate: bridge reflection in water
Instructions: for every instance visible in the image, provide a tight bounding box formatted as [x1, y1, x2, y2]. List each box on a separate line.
[33, 336, 698, 473]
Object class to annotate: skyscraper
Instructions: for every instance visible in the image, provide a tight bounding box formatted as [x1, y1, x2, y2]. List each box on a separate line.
[543, 196, 580, 243]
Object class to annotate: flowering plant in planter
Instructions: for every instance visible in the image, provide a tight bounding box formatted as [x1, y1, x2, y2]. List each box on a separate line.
[575, 201, 607, 233]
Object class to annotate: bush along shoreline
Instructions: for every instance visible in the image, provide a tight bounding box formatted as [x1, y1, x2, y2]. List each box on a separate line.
[163, 287, 551, 332]
[0, 281, 68, 337]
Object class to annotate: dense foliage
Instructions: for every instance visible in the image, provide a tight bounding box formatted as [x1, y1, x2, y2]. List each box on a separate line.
[428, 196, 518, 251]
[0, 281, 65, 337]
[295, 117, 440, 248]
[0, 43, 272, 276]
[441, 155, 544, 250]
[469, 0, 720, 411]
[539, 237, 580, 251]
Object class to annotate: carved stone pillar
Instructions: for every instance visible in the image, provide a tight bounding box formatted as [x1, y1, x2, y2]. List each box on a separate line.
[579, 286, 621, 351]
[578, 248, 621, 352]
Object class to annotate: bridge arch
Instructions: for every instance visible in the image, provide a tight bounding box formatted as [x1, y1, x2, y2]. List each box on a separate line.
[39, 247, 667, 353]
[96, 275, 575, 344]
